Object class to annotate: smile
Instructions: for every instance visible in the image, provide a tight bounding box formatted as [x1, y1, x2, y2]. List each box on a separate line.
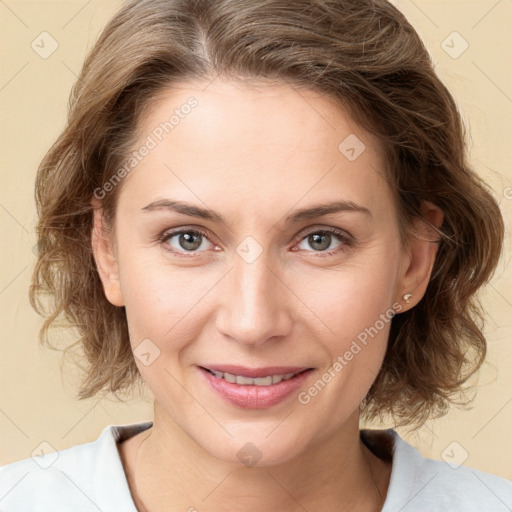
[198, 365, 314, 409]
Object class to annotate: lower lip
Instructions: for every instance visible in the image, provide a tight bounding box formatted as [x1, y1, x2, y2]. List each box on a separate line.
[199, 367, 314, 409]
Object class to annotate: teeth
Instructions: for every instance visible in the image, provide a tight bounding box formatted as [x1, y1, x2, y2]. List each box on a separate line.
[207, 369, 298, 386]
[236, 375, 254, 385]
[256, 376, 273, 386]
[224, 372, 237, 383]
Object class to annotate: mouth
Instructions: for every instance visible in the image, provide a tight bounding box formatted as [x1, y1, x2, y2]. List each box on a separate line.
[197, 365, 315, 409]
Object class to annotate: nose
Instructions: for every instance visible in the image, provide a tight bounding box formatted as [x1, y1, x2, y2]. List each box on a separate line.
[215, 249, 294, 348]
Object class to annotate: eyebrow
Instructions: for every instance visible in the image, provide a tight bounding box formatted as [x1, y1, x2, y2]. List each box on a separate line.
[140, 199, 372, 223]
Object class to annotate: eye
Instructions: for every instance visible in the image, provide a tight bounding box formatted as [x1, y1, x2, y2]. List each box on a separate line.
[293, 227, 352, 256]
[157, 225, 352, 258]
[158, 227, 216, 256]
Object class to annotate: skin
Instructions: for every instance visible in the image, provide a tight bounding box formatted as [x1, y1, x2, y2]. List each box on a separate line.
[91, 79, 443, 512]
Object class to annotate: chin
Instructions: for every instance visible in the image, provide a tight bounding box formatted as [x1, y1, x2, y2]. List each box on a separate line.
[193, 421, 312, 468]
[211, 438, 304, 468]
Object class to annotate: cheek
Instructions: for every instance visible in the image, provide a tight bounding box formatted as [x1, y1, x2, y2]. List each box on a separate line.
[295, 248, 398, 339]
[118, 253, 218, 350]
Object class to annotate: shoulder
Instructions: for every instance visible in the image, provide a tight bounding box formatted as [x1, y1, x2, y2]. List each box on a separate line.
[0, 421, 152, 512]
[0, 442, 97, 511]
[361, 429, 512, 512]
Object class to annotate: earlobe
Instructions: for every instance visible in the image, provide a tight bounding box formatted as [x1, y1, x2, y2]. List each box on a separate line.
[91, 202, 125, 307]
[397, 201, 444, 310]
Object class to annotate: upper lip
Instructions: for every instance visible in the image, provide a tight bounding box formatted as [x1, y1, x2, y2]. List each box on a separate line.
[199, 365, 312, 378]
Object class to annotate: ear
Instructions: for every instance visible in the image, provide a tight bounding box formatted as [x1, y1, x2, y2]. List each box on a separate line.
[396, 200, 444, 311]
[91, 200, 125, 307]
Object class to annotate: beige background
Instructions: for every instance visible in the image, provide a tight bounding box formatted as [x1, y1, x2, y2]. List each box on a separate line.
[1, 0, 511, 481]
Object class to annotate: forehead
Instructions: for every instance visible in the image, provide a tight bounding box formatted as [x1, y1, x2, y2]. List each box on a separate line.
[118, 79, 393, 221]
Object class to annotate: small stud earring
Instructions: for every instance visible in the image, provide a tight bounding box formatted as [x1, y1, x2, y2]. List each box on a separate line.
[402, 293, 413, 304]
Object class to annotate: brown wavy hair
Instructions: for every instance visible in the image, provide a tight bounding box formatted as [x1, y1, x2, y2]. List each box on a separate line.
[29, 0, 504, 428]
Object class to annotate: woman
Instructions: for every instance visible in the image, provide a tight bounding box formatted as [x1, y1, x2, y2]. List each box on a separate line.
[1, 0, 510, 510]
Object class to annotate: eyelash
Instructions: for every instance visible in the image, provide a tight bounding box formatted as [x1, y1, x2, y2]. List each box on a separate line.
[156, 226, 353, 258]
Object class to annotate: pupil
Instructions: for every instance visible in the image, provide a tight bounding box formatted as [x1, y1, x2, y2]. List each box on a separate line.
[309, 233, 330, 251]
[180, 232, 202, 251]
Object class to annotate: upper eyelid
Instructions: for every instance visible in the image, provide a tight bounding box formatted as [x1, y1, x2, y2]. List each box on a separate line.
[295, 225, 351, 239]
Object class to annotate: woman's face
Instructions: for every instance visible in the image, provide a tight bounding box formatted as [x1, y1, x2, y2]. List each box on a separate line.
[94, 79, 430, 465]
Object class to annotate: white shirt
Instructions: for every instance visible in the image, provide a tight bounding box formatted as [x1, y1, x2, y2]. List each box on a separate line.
[1, 421, 511, 511]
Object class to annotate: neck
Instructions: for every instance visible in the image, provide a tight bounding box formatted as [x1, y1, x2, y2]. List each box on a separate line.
[127, 403, 390, 512]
